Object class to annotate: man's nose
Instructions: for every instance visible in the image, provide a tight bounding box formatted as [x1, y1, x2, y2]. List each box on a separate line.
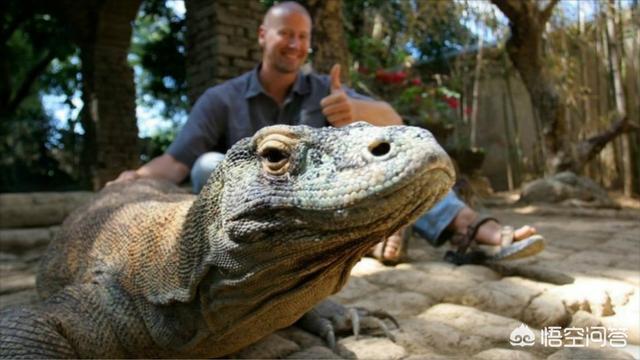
[287, 37, 302, 49]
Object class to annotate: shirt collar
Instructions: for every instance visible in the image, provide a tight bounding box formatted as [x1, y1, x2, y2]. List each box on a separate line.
[245, 63, 310, 99]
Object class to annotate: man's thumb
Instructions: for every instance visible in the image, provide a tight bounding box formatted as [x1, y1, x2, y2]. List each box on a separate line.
[330, 64, 342, 92]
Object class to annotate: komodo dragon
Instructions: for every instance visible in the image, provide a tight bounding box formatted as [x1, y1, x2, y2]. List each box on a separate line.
[0, 122, 454, 358]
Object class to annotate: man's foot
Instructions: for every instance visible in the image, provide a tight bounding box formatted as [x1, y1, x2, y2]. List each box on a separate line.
[368, 228, 408, 265]
[448, 214, 545, 264]
[451, 206, 538, 246]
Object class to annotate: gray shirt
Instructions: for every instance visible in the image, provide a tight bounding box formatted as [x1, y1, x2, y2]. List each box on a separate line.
[167, 66, 371, 168]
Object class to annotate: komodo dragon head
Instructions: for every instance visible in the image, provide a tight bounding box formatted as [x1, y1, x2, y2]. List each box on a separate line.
[176, 122, 455, 350]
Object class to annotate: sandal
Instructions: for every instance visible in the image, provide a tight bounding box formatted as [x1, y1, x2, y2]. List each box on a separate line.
[444, 216, 545, 265]
[369, 227, 410, 266]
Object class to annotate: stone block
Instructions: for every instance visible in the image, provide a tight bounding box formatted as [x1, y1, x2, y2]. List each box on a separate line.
[232, 333, 300, 359]
[337, 336, 407, 360]
[216, 44, 248, 58]
[0, 227, 57, 252]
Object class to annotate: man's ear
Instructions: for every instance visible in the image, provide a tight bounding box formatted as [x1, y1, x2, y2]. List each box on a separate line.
[258, 25, 266, 48]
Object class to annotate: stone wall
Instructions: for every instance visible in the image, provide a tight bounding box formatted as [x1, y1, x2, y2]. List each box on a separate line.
[185, 0, 265, 105]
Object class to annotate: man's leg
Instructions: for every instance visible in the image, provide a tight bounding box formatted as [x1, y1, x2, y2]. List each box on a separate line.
[191, 152, 225, 193]
[413, 191, 466, 246]
[375, 191, 542, 262]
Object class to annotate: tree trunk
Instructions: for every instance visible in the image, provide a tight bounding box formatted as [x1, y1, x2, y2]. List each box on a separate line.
[491, 0, 570, 174]
[51, 0, 142, 189]
[305, 0, 350, 82]
[605, 0, 633, 196]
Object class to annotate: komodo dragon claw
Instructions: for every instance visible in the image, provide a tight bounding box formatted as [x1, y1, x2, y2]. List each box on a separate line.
[296, 299, 399, 349]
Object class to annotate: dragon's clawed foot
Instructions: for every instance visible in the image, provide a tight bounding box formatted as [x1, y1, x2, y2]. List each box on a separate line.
[296, 299, 399, 349]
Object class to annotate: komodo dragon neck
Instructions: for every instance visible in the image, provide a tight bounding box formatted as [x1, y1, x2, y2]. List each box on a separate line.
[170, 124, 456, 356]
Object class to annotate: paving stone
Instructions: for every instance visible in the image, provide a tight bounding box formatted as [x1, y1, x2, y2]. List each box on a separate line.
[276, 327, 325, 349]
[473, 348, 540, 360]
[232, 333, 300, 359]
[337, 336, 406, 360]
[549, 277, 635, 316]
[568, 310, 603, 329]
[546, 347, 634, 360]
[348, 290, 434, 317]
[522, 291, 570, 328]
[460, 277, 550, 319]
[286, 345, 341, 359]
[331, 276, 381, 304]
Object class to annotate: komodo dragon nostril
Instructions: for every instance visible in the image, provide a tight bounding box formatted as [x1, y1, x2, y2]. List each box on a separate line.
[368, 140, 391, 157]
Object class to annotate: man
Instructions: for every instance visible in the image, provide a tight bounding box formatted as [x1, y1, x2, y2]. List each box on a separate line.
[110, 1, 544, 264]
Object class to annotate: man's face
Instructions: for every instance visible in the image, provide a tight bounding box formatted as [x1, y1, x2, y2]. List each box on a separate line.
[259, 10, 311, 74]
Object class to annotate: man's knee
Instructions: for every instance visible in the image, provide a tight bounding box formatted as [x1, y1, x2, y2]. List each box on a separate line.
[191, 152, 225, 193]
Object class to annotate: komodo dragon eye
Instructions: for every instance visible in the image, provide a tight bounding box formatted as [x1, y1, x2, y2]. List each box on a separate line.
[257, 137, 292, 175]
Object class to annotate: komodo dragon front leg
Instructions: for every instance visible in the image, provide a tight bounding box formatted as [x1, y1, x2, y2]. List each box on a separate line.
[297, 299, 399, 349]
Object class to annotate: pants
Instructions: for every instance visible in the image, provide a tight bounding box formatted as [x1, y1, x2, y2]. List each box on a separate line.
[191, 152, 465, 245]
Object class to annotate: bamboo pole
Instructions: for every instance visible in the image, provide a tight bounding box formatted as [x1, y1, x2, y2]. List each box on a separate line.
[469, 29, 484, 148]
[606, 0, 632, 195]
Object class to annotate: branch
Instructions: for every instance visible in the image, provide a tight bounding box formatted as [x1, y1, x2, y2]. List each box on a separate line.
[540, 0, 560, 24]
[0, 9, 29, 46]
[5, 50, 55, 115]
[491, 0, 522, 23]
[576, 115, 637, 165]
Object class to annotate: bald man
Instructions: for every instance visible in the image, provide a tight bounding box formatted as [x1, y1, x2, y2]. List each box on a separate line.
[111, 2, 544, 264]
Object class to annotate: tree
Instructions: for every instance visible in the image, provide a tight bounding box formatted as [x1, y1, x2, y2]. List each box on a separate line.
[0, 0, 75, 118]
[491, 0, 635, 175]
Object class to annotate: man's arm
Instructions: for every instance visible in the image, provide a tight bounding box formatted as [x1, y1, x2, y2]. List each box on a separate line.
[320, 64, 403, 128]
[107, 154, 190, 186]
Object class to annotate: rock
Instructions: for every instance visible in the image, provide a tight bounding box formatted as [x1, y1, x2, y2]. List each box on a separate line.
[276, 327, 325, 350]
[332, 276, 381, 304]
[0, 272, 35, 295]
[285, 346, 341, 359]
[403, 353, 451, 360]
[460, 277, 550, 319]
[520, 172, 618, 208]
[569, 310, 603, 329]
[348, 290, 434, 317]
[546, 347, 634, 360]
[419, 304, 524, 343]
[602, 307, 640, 345]
[350, 257, 391, 277]
[473, 348, 540, 360]
[398, 317, 467, 355]
[232, 333, 300, 359]
[549, 278, 635, 317]
[0, 289, 39, 310]
[337, 336, 406, 360]
[366, 263, 491, 303]
[0, 192, 94, 228]
[0, 227, 58, 252]
[522, 291, 570, 328]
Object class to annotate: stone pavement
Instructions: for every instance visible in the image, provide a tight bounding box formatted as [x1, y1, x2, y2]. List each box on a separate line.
[1, 194, 639, 359]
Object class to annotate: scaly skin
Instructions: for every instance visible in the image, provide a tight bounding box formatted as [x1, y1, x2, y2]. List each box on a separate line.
[0, 122, 454, 358]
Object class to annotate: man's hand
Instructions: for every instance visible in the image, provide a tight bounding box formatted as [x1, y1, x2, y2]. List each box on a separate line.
[320, 64, 357, 128]
[105, 170, 140, 187]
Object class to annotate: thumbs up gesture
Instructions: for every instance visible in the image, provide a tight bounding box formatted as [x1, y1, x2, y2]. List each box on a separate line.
[320, 64, 357, 128]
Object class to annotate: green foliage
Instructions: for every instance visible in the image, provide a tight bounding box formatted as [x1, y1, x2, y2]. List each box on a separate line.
[0, 1, 84, 191]
[130, 0, 188, 122]
[0, 101, 77, 192]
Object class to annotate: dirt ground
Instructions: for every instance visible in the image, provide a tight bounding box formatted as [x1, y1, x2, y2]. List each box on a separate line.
[1, 192, 639, 359]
